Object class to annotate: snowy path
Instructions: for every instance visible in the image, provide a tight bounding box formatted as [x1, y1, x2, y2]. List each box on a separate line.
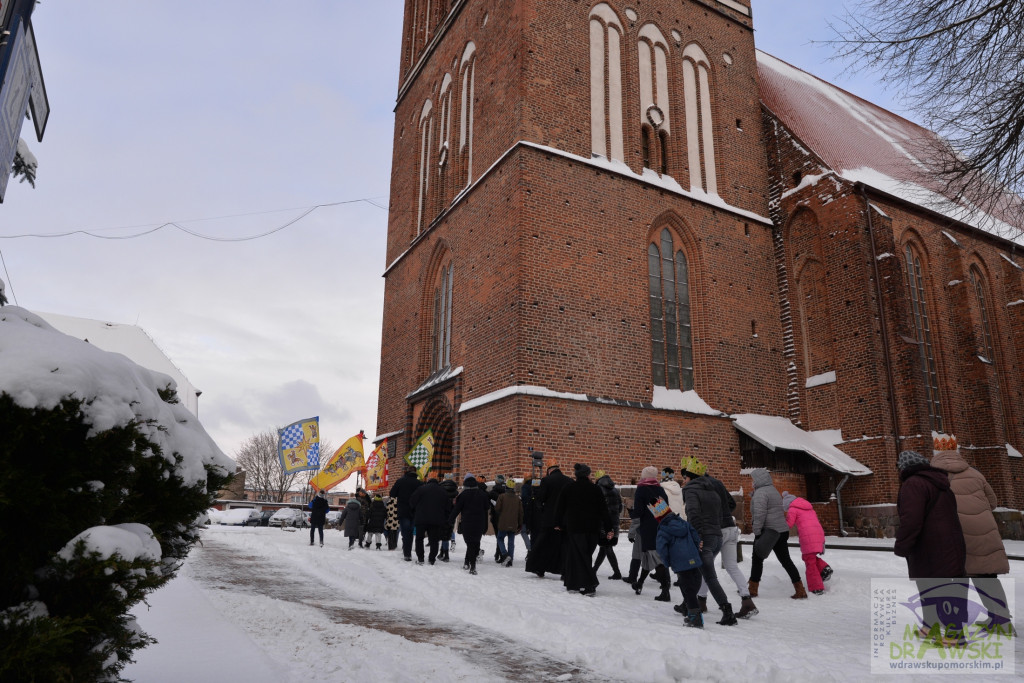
[126, 526, 1023, 682]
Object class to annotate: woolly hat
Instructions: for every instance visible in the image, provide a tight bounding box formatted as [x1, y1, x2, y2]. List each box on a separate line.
[495, 474, 506, 485]
[679, 455, 707, 478]
[317, 490, 326, 498]
[897, 450, 930, 471]
[781, 491, 796, 512]
[640, 465, 659, 480]
[574, 463, 592, 478]
[647, 497, 671, 521]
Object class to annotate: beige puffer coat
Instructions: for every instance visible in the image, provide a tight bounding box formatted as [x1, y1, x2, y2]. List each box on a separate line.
[930, 450, 1009, 575]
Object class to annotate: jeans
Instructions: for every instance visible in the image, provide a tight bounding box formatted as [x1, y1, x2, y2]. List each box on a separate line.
[309, 523, 324, 545]
[496, 531, 516, 560]
[399, 516, 415, 558]
[697, 534, 729, 607]
[519, 526, 532, 551]
[699, 526, 748, 598]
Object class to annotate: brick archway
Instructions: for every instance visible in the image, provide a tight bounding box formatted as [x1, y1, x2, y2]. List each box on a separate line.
[414, 395, 455, 478]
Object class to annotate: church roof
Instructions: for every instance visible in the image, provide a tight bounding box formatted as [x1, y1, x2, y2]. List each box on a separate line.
[756, 50, 1023, 245]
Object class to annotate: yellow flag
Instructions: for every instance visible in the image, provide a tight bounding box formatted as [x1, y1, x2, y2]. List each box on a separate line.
[310, 431, 365, 491]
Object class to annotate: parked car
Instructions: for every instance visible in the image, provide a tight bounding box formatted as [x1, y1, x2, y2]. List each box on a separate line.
[220, 509, 262, 526]
[325, 510, 343, 528]
[269, 508, 307, 528]
[258, 510, 276, 527]
[204, 508, 224, 525]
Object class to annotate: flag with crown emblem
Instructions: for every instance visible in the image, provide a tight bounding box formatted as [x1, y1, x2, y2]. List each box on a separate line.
[404, 430, 434, 480]
[278, 417, 320, 474]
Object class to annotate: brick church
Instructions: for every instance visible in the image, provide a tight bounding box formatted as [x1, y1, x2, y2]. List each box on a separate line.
[375, 0, 1024, 534]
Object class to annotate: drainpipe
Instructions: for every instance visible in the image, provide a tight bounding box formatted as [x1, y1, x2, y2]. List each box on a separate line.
[835, 475, 850, 537]
[860, 185, 902, 461]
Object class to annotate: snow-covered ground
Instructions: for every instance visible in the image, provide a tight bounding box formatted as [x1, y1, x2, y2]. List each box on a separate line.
[125, 526, 1024, 682]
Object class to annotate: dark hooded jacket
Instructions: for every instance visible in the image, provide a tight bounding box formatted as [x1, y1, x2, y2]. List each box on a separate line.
[389, 471, 423, 519]
[630, 482, 668, 551]
[449, 477, 491, 537]
[655, 513, 703, 573]
[339, 499, 362, 537]
[367, 497, 387, 533]
[308, 493, 329, 526]
[409, 479, 452, 528]
[595, 475, 623, 547]
[682, 475, 724, 540]
[894, 464, 966, 579]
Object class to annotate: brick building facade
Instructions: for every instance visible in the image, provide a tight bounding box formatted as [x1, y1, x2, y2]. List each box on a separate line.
[376, 0, 1023, 534]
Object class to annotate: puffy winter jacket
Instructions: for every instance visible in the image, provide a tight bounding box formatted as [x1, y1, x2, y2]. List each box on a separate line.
[339, 499, 362, 537]
[894, 464, 966, 579]
[655, 514, 703, 573]
[930, 451, 1009, 575]
[682, 475, 723, 540]
[661, 478, 686, 518]
[784, 496, 825, 554]
[367, 498, 387, 533]
[748, 469, 790, 535]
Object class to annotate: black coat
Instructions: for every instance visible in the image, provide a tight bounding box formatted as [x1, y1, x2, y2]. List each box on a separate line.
[596, 475, 622, 547]
[535, 468, 573, 529]
[308, 495, 329, 525]
[449, 478, 491, 537]
[389, 472, 423, 519]
[631, 482, 668, 551]
[555, 476, 609, 535]
[367, 499, 387, 533]
[409, 480, 452, 528]
[894, 464, 966, 579]
[520, 480, 536, 531]
[707, 475, 737, 529]
[682, 476, 724, 540]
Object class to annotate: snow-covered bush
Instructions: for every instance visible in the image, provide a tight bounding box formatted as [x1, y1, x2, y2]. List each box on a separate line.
[0, 306, 234, 682]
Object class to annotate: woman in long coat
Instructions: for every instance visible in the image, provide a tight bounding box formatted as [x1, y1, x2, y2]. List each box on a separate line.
[554, 463, 609, 595]
[630, 466, 670, 597]
[448, 475, 491, 574]
[338, 498, 363, 550]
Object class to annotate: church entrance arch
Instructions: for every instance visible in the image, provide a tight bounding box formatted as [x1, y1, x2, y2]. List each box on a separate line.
[413, 395, 455, 478]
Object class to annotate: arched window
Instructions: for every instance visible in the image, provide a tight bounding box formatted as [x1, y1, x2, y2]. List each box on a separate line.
[796, 260, 835, 377]
[638, 24, 671, 173]
[416, 99, 434, 235]
[969, 265, 1013, 435]
[648, 228, 693, 390]
[436, 73, 453, 213]
[589, 4, 625, 162]
[903, 243, 943, 432]
[431, 259, 454, 373]
[458, 42, 477, 188]
[681, 44, 717, 195]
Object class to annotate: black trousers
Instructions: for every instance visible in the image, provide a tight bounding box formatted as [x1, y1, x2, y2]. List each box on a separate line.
[415, 524, 443, 562]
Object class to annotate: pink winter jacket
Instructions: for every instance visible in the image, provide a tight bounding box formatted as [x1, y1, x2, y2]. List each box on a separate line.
[785, 497, 825, 554]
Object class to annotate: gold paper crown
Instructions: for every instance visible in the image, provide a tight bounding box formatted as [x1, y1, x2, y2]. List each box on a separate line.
[679, 455, 708, 477]
[933, 434, 958, 451]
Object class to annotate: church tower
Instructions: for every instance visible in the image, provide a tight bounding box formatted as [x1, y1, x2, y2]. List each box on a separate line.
[377, 0, 783, 493]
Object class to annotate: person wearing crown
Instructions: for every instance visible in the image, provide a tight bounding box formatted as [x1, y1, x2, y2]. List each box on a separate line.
[650, 497, 705, 628]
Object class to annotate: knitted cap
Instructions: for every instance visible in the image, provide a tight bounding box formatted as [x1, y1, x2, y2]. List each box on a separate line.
[574, 463, 592, 478]
[641, 466, 659, 480]
[897, 450, 929, 471]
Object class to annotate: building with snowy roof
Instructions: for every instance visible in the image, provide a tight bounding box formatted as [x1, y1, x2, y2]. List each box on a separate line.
[375, 0, 1023, 535]
[36, 312, 202, 418]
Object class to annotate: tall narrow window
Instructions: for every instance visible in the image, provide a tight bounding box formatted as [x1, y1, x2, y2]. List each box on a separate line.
[638, 24, 671, 173]
[416, 100, 434, 235]
[436, 73, 453, 212]
[649, 228, 693, 390]
[903, 243, 943, 432]
[589, 4, 625, 162]
[970, 266, 1013, 435]
[682, 44, 717, 195]
[458, 42, 477, 187]
[431, 261, 454, 373]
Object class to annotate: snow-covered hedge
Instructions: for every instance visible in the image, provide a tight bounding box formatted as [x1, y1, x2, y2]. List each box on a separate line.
[0, 306, 234, 682]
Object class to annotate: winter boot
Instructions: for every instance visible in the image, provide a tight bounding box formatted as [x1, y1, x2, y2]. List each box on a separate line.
[653, 566, 672, 602]
[624, 558, 640, 584]
[376, 543, 382, 550]
[747, 580, 759, 597]
[685, 608, 704, 629]
[717, 603, 738, 626]
[633, 569, 650, 595]
[697, 596, 708, 614]
[736, 596, 758, 619]
[791, 581, 808, 599]
[820, 563, 833, 582]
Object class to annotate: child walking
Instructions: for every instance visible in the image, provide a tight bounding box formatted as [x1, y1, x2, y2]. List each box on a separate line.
[650, 498, 706, 628]
[782, 492, 829, 595]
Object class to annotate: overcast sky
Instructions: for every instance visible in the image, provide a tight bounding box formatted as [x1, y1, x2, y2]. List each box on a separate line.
[0, 2, 904, 473]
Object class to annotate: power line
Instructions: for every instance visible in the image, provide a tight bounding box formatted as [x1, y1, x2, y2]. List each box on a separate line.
[0, 196, 390, 242]
[0, 248, 17, 305]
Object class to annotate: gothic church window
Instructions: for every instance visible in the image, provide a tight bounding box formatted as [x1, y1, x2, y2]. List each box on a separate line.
[431, 259, 454, 373]
[459, 42, 477, 187]
[437, 73, 453, 212]
[903, 242, 943, 432]
[681, 44, 717, 195]
[416, 99, 434, 235]
[648, 228, 693, 390]
[969, 265, 1013, 437]
[638, 24, 671, 173]
[589, 4, 625, 163]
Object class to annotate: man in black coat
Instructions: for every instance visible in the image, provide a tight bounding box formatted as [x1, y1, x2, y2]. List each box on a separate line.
[308, 490, 330, 547]
[554, 463, 609, 595]
[525, 464, 572, 577]
[389, 467, 423, 561]
[448, 475, 491, 574]
[894, 450, 967, 639]
[409, 478, 452, 565]
[438, 473, 459, 562]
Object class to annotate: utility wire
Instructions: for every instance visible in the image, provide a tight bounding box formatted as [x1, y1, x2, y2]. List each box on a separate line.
[0, 196, 390, 242]
[0, 248, 17, 305]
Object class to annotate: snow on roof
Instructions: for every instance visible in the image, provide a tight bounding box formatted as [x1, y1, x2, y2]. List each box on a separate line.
[732, 413, 873, 476]
[35, 311, 200, 417]
[757, 50, 1023, 246]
